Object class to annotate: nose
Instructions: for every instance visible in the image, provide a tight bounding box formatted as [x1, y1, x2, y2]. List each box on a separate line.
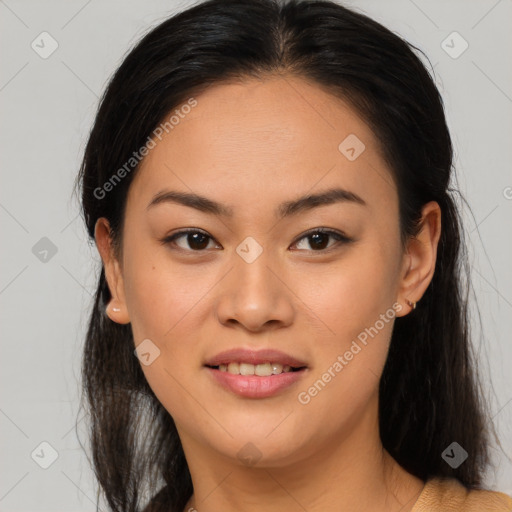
[214, 250, 295, 333]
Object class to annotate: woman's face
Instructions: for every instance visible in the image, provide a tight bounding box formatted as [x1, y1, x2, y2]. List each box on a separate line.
[97, 75, 439, 468]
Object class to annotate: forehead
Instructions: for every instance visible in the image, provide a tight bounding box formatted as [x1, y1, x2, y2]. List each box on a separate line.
[128, 75, 397, 216]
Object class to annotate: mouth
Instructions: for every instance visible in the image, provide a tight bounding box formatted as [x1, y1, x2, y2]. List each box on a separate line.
[203, 347, 308, 370]
[205, 362, 307, 376]
[203, 348, 308, 398]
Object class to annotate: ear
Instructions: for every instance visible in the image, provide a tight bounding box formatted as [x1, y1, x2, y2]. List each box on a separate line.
[94, 217, 130, 324]
[395, 201, 442, 317]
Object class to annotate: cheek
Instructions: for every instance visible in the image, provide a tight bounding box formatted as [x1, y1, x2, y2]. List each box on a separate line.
[297, 243, 398, 342]
[122, 240, 211, 344]
[121, 248, 210, 425]
[292, 241, 400, 407]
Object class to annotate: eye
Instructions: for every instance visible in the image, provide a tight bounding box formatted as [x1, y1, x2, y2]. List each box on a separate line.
[160, 227, 353, 253]
[160, 229, 220, 251]
[291, 228, 353, 252]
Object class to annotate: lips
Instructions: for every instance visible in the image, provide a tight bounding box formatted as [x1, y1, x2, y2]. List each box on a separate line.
[203, 348, 308, 398]
[203, 348, 308, 369]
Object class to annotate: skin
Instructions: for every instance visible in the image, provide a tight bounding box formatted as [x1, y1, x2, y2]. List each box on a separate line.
[95, 74, 441, 512]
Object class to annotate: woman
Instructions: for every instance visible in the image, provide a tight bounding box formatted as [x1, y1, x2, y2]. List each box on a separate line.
[75, 0, 512, 510]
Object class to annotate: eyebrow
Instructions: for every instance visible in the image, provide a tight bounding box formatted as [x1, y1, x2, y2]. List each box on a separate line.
[146, 187, 366, 218]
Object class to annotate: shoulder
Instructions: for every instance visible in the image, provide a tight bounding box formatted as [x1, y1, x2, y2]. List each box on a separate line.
[411, 476, 512, 512]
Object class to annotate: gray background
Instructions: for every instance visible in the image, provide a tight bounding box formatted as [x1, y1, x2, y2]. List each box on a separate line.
[0, 0, 511, 510]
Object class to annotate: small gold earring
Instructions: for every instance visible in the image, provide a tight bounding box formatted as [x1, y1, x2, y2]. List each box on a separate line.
[405, 299, 417, 310]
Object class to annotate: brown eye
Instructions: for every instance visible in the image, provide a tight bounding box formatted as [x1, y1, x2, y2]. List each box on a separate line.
[291, 229, 352, 252]
[160, 227, 352, 253]
[161, 229, 219, 251]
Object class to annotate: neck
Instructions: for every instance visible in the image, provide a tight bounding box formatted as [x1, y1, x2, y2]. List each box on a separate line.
[179, 392, 424, 512]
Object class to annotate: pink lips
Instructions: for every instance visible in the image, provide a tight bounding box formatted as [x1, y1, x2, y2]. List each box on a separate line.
[203, 348, 308, 368]
[204, 348, 308, 399]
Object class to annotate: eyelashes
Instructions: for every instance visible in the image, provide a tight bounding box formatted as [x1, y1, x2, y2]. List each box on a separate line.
[160, 228, 218, 251]
[291, 228, 352, 251]
[159, 227, 354, 253]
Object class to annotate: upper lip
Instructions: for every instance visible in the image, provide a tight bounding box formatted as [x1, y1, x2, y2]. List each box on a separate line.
[204, 348, 308, 368]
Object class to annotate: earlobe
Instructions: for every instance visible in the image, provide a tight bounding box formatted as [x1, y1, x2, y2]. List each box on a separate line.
[105, 299, 131, 324]
[94, 217, 131, 324]
[396, 201, 441, 316]
[405, 299, 417, 310]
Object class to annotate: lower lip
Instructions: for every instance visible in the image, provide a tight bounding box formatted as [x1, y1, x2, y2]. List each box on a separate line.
[205, 366, 307, 398]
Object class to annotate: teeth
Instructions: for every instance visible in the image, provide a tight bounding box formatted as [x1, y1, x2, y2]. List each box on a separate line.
[240, 363, 254, 376]
[227, 362, 239, 374]
[271, 363, 283, 375]
[217, 362, 296, 376]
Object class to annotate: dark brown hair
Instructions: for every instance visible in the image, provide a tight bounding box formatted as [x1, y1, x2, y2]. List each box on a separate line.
[74, 0, 500, 510]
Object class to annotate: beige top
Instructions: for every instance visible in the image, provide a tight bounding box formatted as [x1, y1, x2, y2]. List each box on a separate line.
[411, 477, 512, 511]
